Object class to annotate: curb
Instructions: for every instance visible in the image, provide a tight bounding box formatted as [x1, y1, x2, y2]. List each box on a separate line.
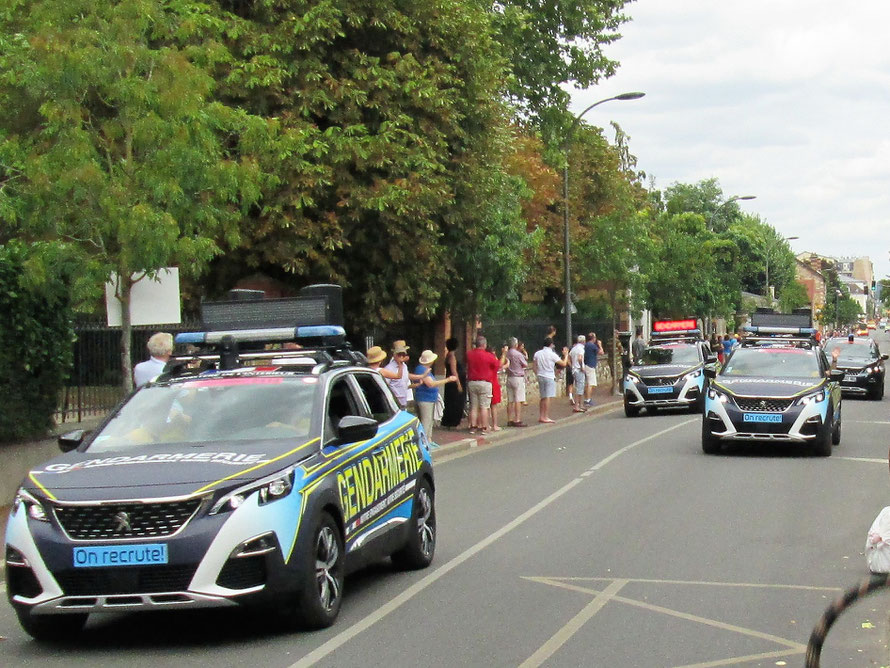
[432, 397, 622, 459]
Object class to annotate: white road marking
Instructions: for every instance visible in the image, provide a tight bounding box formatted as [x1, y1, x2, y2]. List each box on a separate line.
[519, 579, 629, 668]
[833, 456, 888, 464]
[846, 420, 890, 425]
[288, 418, 696, 668]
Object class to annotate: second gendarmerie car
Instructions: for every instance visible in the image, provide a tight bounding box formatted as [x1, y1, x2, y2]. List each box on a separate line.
[623, 319, 712, 417]
[5, 288, 436, 640]
[823, 335, 886, 400]
[702, 311, 843, 456]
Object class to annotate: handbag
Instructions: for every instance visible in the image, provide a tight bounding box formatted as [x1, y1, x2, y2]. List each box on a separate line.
[433, 392, 445, 423]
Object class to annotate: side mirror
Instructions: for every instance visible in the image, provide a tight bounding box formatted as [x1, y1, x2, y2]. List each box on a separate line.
[881, 354, 888, 361]
[828, 369, 845, 382]
[703, 364, 717, 379]
[337, 415, 378, 444]
[58, 430, 87, 452]
[706, 354, 718, 364]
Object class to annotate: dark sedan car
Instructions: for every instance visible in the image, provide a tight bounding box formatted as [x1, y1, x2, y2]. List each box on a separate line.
[824, 336, 886, 400]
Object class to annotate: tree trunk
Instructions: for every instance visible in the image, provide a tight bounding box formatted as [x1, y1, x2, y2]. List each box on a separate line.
[610, 293, 619, 395]
[119, 274, 134, 394]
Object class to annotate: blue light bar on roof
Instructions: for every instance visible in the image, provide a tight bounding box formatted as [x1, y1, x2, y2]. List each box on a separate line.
[743, 326, 817, 336]
[175, 325, 346, 346]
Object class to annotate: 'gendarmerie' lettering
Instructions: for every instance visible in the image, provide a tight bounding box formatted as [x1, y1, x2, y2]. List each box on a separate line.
[337, 429, 422, 522]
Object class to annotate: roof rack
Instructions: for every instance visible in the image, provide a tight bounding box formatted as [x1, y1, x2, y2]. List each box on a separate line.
[161, 285, 366, 377]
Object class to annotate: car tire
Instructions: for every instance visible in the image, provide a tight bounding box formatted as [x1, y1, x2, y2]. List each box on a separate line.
[624, 397, 640, 418]
[812, 406, 833, 457]
[690, 392, 705, 414]
[832, 413, 842, 445]
[15, 608, 87, 641]
[392, 477, 436, 570]
[701, 417, 720, 454]
[291, 511, 344, 629]
[871, 378, 885, 400]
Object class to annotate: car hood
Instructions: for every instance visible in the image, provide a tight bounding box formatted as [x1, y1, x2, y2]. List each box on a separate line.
[630, 363, 699, 379]
[713, 376, 824, 398]
[834, 356, 876, 370]
[23, 440, 317, 502]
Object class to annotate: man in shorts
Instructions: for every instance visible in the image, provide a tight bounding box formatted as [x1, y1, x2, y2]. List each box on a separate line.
[569, 334, 587, 412]
[505, 337, 528, 426]
[583, 332, 604, 407]
[465, 335, 500, 434]
[533, 337, 569, 423]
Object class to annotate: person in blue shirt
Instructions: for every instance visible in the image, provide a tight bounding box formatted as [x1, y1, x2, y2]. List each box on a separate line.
[414, 349, 457, 445]
[582, 332, 605, 407]
[721, 335, 734, 362]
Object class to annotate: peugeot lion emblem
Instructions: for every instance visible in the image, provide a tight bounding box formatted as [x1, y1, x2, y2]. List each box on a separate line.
[759, 400, 767, 410]
[112, 511, 132, 533]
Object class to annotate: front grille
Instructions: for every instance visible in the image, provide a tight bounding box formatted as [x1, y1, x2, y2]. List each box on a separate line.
[216, 556, 267, 590]
[54, 499, 202, 541]
[642, 377, 676, 386]
[734, 397, 794, 412]
[54, 564, 197, 595]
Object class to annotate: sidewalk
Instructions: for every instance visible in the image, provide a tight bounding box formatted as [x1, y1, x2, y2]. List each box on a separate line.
[430, 383, 622, 456]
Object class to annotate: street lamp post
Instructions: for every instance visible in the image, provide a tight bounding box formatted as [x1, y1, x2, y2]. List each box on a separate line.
[706, 194, 756, 231]
[562, 91, 645, 347]
[764, 235, 799, 300]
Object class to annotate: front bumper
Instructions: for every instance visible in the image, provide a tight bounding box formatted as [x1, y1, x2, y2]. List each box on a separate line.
[837, 369, 881, 395]
[624, 374, 703, 408]
[703, 394, 828, 443]
[5, 489, 305, 616]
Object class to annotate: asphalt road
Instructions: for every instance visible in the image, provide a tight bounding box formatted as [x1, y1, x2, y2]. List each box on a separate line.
[3, 331, 890, 666]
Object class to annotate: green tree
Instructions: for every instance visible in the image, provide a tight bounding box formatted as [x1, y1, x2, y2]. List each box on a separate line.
[0, 0, 263, 391]
[0, 241, 74, 441]
[488, 0, 632, 144]
[777, 280, 810, 313]
[207, 0, 523, 330]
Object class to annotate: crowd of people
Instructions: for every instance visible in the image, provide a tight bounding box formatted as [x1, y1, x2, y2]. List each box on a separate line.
[365, 325, 609, 441]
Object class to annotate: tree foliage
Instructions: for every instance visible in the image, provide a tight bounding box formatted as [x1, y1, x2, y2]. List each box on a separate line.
[0, 241, 74, 442]
[0, 0, 263, 389]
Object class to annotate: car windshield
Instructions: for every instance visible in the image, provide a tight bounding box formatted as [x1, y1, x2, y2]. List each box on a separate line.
[825, 339, 875, 360]
[639, 344, 701, 366]
[88, 376, 318, 452]
[721, 347, 821, 378]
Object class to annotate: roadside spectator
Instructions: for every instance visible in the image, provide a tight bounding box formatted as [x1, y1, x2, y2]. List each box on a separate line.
[721, 335, 734, 362]
[466, 335, 500, 434]
[534, 337, 569, 423]
[440, 337, 466, 429]
[488, 344, 507, 431]
[366, 345, 401, 380]
[632, 327, 646, 366]
[569, 335, 587, 413]
[413, 350, 457, 445]
[134, 332, 173, 387]
[505, 337, 528, 427]
[583, 332, 605, 408]
[383, 340, 429, 411]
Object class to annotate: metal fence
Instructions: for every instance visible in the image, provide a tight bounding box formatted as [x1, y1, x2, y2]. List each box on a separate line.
[479, 319, 614, 352]
[56, 321, 199, 424]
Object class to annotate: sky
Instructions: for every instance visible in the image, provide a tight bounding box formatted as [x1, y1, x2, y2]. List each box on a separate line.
[572, 0, 890, 283]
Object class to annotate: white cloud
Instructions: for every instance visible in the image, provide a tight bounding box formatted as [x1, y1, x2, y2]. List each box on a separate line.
[573, 0, 890, 280]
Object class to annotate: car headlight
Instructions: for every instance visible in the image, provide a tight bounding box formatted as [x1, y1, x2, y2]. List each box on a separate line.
[12, 488, 49, 522]
[796, 390, 825, 406]
[707, 388, 729, 403]
[682, 369, 703, 382]
[210, 466, 296, 515]
[624, 374, 639, 384]
[866, 365, 881, 375]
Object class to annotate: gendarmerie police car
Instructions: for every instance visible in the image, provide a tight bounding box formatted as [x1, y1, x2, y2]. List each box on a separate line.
[823, 336, 886, 400]
[5, 287, 435, 640]
[701, 310, 843, 456]
[623, 319, 712, 417]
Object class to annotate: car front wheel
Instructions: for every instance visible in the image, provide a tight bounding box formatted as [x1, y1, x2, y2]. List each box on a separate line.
[290, 511, 344, 629]
[701, 417, 720, 454]
[812, 407, 833, 457]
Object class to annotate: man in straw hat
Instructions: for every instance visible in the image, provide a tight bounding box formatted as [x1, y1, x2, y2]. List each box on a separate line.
[413, 349, 457, 444]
